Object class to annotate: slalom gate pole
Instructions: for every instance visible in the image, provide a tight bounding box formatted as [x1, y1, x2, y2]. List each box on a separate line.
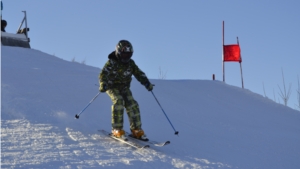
[75, 92, 100, 119]
[151, 91, 179, 135]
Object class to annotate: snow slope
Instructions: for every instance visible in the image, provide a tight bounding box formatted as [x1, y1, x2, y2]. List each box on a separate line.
[1, 46, 300, 169]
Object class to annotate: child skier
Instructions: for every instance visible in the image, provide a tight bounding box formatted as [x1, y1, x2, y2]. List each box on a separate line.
[99, 40, 153, 140]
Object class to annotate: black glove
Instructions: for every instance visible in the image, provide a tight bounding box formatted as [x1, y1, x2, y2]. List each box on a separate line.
[145, 82, 154, 91]
[99, 83, 107, 93]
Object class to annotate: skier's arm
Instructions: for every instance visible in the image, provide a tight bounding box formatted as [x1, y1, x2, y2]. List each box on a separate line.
[99, 60, 112, 91]
[131, 60, 151, 86]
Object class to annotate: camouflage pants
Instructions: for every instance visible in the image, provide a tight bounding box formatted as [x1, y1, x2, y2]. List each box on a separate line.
[106, 87, 142, 130]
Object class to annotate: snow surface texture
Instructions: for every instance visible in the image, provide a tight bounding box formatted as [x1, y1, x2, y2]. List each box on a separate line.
[1, 46, 300, 169]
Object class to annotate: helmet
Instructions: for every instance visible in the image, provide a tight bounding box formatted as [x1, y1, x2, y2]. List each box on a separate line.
[115, 40, 134, 63]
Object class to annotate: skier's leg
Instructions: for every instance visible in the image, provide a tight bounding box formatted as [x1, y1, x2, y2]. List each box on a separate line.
[106, 89, 125, 137]
[122, 88, 142, 130]
[122, 88, 147, 140]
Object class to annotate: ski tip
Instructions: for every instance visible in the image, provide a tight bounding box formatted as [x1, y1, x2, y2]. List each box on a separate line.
[160, 141, 170, 146]
[141, 145, 150, 149]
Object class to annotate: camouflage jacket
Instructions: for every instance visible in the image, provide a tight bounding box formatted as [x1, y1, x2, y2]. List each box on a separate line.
[99, 51, 150, 89]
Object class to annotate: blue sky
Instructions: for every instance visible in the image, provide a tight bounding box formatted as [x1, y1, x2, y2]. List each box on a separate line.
[2, 0, 299, 109]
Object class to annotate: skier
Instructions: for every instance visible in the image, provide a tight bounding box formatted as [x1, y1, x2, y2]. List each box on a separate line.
[99, 40, 154, 140]
[1, 19, 7, 32]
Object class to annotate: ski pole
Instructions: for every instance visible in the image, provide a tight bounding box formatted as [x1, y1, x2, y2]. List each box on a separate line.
[151, 91, 179, 135]
[75, 92, 100, 119]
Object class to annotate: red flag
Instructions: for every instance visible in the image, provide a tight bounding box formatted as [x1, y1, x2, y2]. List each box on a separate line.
[223, 44, 241, 62]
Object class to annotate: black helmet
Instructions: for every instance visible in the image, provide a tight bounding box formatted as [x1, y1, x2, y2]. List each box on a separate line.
[115, 40, 133, 63]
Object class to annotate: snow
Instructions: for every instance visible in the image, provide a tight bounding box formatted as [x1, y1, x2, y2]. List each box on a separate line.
[1, 46, 300, 169]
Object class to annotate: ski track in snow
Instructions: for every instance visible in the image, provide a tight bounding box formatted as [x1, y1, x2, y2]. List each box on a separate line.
[1, 119, 231, 169]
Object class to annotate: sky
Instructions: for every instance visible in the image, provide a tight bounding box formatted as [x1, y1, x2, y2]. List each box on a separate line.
[1, 46, 300, 169]
[1, 0, 300, 109]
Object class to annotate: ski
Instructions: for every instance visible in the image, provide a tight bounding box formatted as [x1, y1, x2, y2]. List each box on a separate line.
[126, 131, 170, 147]
[98, 130, 150, 149]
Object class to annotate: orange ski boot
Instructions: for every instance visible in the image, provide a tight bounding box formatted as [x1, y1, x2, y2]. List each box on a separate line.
[131, 129, 148, 141]
[112, 129, 127, 140]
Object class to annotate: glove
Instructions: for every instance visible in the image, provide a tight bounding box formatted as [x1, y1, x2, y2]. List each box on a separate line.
[145, 82, 154, 91]
[99, 83, 107, 93]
